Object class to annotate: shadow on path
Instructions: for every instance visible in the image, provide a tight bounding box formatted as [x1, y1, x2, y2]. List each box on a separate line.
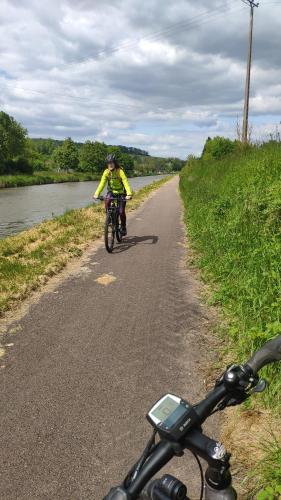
[113, 234, 158, 253]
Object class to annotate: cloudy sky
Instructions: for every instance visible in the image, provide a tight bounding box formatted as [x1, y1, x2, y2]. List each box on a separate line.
[1, 0, 281, 158]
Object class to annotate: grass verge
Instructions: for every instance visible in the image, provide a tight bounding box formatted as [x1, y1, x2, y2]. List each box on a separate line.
[179, 143, 281, 495]
[0, 171, 100, 188]
[0, 176, 172, 315]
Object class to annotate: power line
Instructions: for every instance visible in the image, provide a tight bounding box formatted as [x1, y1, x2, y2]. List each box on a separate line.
[0, 82, 141, 110]
[0, 3, 244, 107]
[50, 2, 242, 72]
[2, 0, 261, 127]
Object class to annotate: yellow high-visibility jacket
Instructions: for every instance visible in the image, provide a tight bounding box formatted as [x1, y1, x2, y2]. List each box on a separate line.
[94, 168, 132, 197]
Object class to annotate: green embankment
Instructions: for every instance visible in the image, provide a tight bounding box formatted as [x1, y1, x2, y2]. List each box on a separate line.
[0, 171, 100, 188]
[179, 143, 281, 494]
[0, 176, 172, 316]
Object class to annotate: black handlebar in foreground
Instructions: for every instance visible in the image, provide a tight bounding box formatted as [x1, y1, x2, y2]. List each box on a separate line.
[127, 442, 175, 497]
[245, 335, 281, 374]
[103, 335, 281, 499]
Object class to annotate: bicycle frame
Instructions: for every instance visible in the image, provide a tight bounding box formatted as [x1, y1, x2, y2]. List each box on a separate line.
[105, 196, 126, 220]
[107, 197, 125, 234]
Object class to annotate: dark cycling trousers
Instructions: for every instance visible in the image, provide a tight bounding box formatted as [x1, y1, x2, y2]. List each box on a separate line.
[105, 192, 127, 228]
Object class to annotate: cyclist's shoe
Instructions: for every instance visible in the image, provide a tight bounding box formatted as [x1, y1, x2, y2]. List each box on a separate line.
[120, 226, 127, 236]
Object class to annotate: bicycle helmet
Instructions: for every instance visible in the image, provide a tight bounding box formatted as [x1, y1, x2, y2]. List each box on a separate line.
[106, 154, 116, 163]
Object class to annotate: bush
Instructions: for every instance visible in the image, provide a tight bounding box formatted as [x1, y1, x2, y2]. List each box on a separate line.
[15, 158, 34, 174]
[3, 158, 34, 175]
[202, 136, 237, 160]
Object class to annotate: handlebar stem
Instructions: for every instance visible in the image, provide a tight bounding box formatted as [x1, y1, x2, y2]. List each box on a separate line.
[184, 430, 234, 494]
[184, 429, 230, 469]
[205, 465, 232, 492]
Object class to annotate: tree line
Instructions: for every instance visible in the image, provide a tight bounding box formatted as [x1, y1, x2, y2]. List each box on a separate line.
[0, 111, 184, 176]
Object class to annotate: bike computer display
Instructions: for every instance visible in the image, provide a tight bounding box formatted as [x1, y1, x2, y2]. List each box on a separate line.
[147, 394, 198, 441]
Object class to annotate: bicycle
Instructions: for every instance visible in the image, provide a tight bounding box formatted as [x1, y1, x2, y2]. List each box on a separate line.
[104, 335, 281, 499]
[98, 195, 127, 253]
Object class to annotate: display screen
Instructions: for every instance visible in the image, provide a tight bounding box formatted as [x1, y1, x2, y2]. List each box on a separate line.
[152, 396, 179, 422]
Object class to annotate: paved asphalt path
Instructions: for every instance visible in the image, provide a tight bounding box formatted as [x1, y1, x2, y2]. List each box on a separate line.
[0, 177, 218, 499]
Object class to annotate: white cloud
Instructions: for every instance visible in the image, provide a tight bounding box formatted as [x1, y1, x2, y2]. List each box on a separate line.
[0, 0, 281, 157]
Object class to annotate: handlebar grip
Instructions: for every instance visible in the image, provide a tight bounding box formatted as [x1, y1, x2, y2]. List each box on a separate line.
[245, 335, 281, 374]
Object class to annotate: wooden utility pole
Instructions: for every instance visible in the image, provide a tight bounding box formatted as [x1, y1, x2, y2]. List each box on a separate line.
[242, 0, 259, 143]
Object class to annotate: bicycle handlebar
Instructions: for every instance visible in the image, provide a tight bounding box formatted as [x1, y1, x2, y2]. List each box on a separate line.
[96, 195, 130, 201]
[193, 383, 227, 423]
[103, 335, 281, 499]
[127, 442, 175, 497]
[245, 334, 281, 374]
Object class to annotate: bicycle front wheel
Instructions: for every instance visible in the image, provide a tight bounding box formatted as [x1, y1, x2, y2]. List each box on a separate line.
[116, 217, 123, 243]
[105, 214, 115, 253]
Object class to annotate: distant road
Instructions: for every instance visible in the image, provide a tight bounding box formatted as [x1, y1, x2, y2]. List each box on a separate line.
[0, 177, 218, 499]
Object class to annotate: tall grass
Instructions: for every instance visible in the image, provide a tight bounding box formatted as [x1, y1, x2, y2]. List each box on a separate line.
[255, 435, 281, 498]
[180, 143, 281, 489]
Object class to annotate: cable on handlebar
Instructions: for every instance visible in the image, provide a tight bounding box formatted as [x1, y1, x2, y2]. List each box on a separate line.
[127, 441, 176, 497]
[124, 430, 157, 488]
[189, 451, 204, 500]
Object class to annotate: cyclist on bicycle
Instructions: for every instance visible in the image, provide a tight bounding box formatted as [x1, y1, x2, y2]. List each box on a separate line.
[94, 154, 132, 236]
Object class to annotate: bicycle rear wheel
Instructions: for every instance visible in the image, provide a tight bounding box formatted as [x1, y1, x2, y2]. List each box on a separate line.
[105, 214, 115, 253]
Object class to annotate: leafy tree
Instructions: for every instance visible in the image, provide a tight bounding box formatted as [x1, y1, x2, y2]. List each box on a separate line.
[0, 111, 28, 161]
[0, 114, 181, 178]
[79, 141, 95, 172]
[117, 145, 149, 156]
[201, 136, 211, 158]
[52, 137, 79, 171]
[165, 158, 184, 172]
[78, 142, 134, 175]
[25, 139, 47, 171]
[79, 140, 107, 173]
[133, 154, 184, 176]
[186, 154, 197, 162]
[33, 138, 60, 156]
[120, 153, 134, 175]
[92, 141, 108, 172]
[0, 111, 30, 173]
[201, 136, 236, 161]
[31, 139, 63, 171]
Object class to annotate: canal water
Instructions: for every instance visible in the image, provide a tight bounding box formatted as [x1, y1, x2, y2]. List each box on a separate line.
[0, 175, 167, 239]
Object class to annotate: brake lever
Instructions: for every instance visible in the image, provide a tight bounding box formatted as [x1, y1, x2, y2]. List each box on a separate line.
[216, 377, 267, 412]
[216, 392, 249, 411]
[251, 378, 267, 393]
